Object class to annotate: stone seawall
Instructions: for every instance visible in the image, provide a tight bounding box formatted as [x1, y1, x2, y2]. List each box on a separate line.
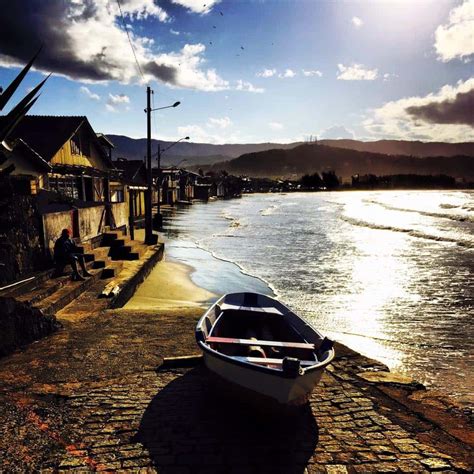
[0, 296, 60, 357]
[0, 194, 49, 285]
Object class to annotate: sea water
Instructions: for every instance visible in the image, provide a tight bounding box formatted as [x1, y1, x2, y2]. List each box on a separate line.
[160, 190, 474, 406]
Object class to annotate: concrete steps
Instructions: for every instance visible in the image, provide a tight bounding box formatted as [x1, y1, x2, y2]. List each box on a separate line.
[3, 227, 151, 319]
[100, 231, 144, 262]
[34, 269, 103, 316]
[16, 279, 65, 306]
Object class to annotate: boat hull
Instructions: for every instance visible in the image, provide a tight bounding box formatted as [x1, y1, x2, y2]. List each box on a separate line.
[203, 351, 324, 404]
[196, 292, 335, 405]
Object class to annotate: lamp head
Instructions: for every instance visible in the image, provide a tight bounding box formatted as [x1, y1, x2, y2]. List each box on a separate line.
[184, 136, 190, 140]
[173, 101, 181, 107]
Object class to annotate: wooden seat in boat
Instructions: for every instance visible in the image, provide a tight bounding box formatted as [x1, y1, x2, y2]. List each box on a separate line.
[206, 336, 315, 350]
[232, 356, 317, 366]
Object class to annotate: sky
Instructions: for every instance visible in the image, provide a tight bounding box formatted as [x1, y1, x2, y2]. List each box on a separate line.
[0, 0, 472, 144]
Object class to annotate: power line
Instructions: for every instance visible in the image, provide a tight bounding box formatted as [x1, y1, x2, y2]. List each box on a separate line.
[151, 91, 160, 156]
[115, 0, 145, 81]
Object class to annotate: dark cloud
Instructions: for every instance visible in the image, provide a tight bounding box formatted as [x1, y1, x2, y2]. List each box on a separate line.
[143, 62, 178, 84]
[0, 0, 110, 81]
[406, 89, 474, 127]
[0, 0, 177, 85]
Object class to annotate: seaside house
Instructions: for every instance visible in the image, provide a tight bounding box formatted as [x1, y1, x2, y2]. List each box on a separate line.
[0, 115, 128, 257]
[158, 168, 180, 205]
[178, 170, 211, 202]
[207, 172, 243, 199]
[113, 159, 148, 229]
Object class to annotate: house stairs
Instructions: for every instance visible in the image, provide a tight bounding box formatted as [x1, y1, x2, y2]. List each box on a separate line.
[1, 227, 152, 318]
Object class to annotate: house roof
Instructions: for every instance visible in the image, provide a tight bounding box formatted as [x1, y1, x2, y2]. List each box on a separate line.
[114, 159, 147, 185]
[0, 115, 113, 167]
[13, 138, 52, 171]
[0, 115, 85, 161]
[96, 133, 115, 148]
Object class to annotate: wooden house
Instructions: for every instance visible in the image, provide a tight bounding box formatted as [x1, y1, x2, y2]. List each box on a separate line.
[113, 158, 147, 221]
[0, 115, 128, 253]
[1, 116, 114, 200]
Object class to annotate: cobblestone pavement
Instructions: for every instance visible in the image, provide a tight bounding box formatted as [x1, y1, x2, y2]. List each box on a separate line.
[0, 309, 472, 473]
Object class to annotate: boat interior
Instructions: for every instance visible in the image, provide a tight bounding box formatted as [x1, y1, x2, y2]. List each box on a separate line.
[206, 309, 320, 365]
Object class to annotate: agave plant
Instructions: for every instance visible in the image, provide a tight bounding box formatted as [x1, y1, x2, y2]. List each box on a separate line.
[0, 47, 49, 174]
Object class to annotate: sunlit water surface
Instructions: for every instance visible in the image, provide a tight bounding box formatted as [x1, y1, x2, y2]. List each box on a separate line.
[158, 191, 474, 406]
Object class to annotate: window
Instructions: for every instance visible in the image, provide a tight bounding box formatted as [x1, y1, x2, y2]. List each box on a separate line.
[70, 137, 81, 155]
[53, 176, 79, 199]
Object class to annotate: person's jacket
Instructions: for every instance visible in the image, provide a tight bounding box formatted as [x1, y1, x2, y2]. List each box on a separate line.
[54, 236, 77, 261]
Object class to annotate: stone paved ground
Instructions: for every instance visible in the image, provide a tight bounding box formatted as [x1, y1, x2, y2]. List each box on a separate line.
[0, 308, 472, 473]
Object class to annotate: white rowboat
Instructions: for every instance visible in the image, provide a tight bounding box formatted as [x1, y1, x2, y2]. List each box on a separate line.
[195, 292, 335, 404]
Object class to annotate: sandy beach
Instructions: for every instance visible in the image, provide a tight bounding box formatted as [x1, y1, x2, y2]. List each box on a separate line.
[124, 258, 216, 310]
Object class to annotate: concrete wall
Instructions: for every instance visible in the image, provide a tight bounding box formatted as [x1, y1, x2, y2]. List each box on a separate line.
[42, 210, 73, 257]
[43, 203, 129, 255]
[111, 202, 128, 229]
[78, 205, 104, 242]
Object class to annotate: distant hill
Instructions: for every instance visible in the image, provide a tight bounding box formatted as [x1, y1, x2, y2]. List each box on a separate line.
[107, 135, 474, 167]
[107, 134, 301, 166]
[203, 144, 474, 180]
[318, 139, 474, 158]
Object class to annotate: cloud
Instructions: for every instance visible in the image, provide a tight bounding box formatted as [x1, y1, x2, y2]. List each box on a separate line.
[108, 93, 130, 104]
[279, 69, 296, 78]
[170, 29, 180, 36]
[171, 0, 221, 14]
[79, 86, 100, 101]
[351, 16, 363, 28]
[406, 88, 474, 126]
[302, 69, 323, 77]
[0, 0, 228, 92]
[337, 63, 378, 80]
[235, 80, 264, 93]
[207, 116, 232, 129]
[435, 0, 474, 62]
[256, 68, 276, 78]
[319, 125, 355, 140]
[106, 93, 130, 112]
[177, 124, 243, 144]
[269, 122, 284, 130]
[363, 78, 474, 142]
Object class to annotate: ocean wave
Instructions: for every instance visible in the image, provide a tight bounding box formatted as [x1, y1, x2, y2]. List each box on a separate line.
[211, 234, 246, 238]
[220, 210, 244, 229]
[221, 211, 237, 221]
[363, 199, 473, 223]
[260, 204, 279, 216]
[193, 238, 279, 297]
[341, 215, 473, 249]
[323, 199, 345, 207]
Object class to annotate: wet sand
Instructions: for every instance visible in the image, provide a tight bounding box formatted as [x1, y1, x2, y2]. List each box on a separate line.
[124, 259, 216, 310]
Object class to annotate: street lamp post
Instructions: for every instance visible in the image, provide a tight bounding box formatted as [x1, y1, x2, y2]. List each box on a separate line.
[154, 136, 189, 230]
[144, 86, 180, 245]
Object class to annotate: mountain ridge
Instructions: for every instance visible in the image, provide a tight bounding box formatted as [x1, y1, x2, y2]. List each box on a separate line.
[202, 143, 474, 180]
[107, 134, 474, 167]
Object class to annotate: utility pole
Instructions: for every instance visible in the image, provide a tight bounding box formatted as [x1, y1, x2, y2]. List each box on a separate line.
[144, 86, 157, 244]
[153, 143, 163, 230]
[156, 142, 163, 229]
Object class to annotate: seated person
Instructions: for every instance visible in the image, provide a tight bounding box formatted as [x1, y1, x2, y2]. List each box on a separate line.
[53, 229, 92, 281]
